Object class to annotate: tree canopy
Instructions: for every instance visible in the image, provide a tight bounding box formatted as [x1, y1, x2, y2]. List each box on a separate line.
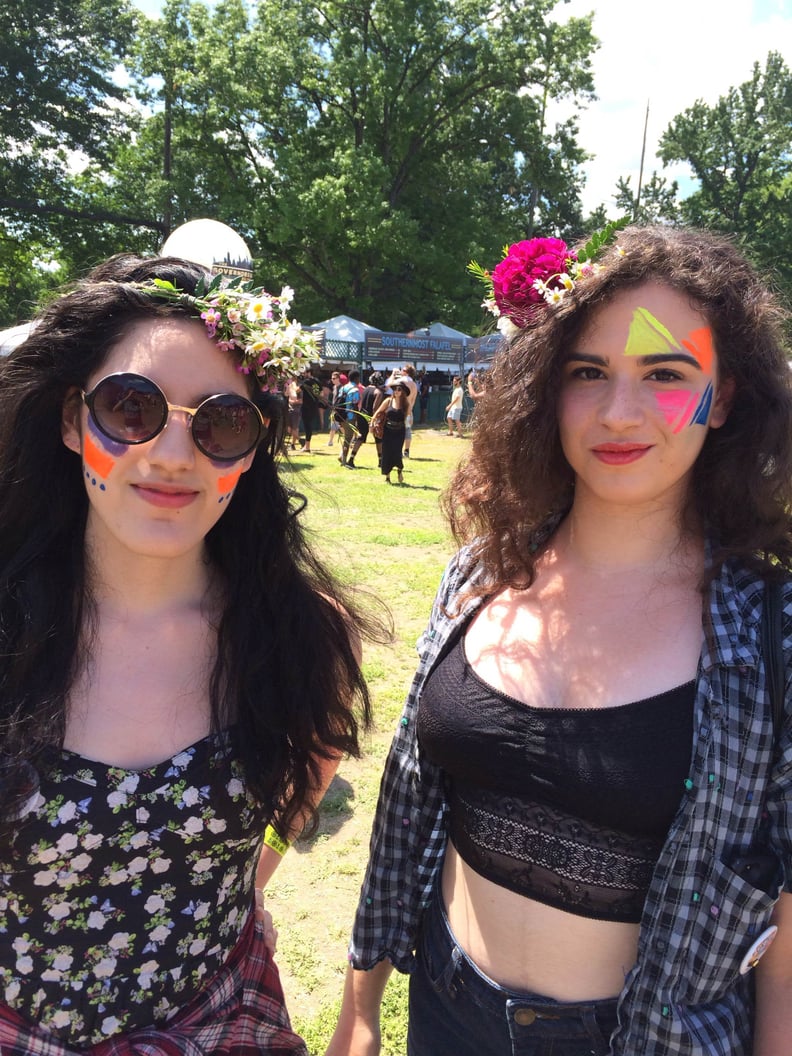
[2, 5, 789, 332]
[658, 51, 792, 295]
[0, 0, 598, 330]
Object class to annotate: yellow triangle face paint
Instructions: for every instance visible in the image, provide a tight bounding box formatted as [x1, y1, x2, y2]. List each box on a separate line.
[624, 307, 680, 358]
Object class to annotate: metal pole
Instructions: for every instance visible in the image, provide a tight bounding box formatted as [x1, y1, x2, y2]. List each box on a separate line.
[635, 100, 650, 221]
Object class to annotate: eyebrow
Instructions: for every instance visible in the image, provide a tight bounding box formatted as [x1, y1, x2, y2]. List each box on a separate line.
[566, 351, 702, 370]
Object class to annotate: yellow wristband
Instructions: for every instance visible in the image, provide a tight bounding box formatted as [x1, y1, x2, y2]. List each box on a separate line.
[264, 824, 290, 857]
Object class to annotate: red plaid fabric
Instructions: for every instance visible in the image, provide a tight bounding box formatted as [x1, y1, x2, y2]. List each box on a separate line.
[0, 911, 307, 1055]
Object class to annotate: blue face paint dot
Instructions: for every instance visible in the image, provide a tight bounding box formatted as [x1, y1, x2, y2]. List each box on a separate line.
[99, 483, 106, 491]
[91, 478, 97, 486]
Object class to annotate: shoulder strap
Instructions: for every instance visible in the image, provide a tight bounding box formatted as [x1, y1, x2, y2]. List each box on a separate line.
[762, 579, 785, 738]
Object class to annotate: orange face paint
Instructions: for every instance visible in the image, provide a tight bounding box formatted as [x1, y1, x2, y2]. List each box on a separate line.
[84, 430, 116, 479]
[217, 467, 244, 496]
[681, 327, 714, 375]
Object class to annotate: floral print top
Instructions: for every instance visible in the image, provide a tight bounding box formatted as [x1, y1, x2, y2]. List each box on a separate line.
[0, 729, 269, 1047]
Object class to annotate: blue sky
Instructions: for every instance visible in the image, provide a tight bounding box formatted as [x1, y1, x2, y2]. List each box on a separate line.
[133, 0, 792, 215]
[550, 0, 792, 213]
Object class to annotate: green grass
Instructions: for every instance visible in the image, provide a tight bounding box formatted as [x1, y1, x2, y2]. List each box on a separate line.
[267, 425, 466, 1054]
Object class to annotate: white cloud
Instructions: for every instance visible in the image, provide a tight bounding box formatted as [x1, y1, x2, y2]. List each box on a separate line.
[550, 0, 792, 214]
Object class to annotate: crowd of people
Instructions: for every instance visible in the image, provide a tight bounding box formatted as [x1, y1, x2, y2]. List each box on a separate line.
[1, 223, 790, 1056]
[277, 364, 469, 482]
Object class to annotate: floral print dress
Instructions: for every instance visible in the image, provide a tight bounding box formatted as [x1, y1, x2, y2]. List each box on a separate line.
[0, 729, 269, 1047]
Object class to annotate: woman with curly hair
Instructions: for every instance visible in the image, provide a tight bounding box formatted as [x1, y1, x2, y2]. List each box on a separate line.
[329, 226, 792, 1055]
[0, 254, 376, 1054]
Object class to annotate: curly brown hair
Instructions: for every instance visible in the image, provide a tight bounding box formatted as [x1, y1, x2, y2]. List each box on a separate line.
[445, 225, 792, 590]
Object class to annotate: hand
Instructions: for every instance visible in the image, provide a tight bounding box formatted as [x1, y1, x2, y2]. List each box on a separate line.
[255, 888, 278, 954]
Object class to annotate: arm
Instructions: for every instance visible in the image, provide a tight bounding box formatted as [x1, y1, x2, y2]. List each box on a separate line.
[325, 960, 394, 1056]
[255, 748, 343, 889]
[257, 604, 362, 890]
[754, 892, 792, 1054]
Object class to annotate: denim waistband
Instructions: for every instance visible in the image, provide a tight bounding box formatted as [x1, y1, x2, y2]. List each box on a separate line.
[420, 887, 620, 1043]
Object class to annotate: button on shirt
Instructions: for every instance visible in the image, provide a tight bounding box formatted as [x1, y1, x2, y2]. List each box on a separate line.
[348, 545, 792, 1056]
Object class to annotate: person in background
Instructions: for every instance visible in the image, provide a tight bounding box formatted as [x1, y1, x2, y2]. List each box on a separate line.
[370, 382, 409, 485]
[328, 226, 792, 1056]
[298, 363, 326, 454]
[360, 372, 386, 467]
[321, 377, 333, 432]
[327, 371, 343, 446]
[445, 375, 464, 437]
[285, 377, 303, 451]
[0, 254, 376, 1055]
[418, 371, 431, 424]
[338, 370, 362, 468]
[466, 369, 485, 402]
[385, 367, 418, 458]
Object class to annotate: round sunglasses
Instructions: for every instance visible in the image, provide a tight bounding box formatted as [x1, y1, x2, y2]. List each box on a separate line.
[81, 373, 265, 463]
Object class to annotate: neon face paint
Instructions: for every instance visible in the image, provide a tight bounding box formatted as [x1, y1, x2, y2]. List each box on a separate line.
[655, 383, 714, 433]
[623, 308, 715, 431]
[217, 466, 244, 503]
[83, 418, 126, 490]
[681, 327, 714, 375]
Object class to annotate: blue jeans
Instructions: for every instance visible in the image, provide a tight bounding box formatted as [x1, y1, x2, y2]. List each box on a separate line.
[408, 890, 619, 1056]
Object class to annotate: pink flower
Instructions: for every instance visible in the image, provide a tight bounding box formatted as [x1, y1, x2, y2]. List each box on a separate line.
[491, 237, 572, 328]
[201, 308, 222, 339]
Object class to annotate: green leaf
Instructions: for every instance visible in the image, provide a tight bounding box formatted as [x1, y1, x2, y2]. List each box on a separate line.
[576, 216, 630, 263]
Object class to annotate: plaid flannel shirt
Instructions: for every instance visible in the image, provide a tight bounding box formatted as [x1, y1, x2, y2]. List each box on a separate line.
[0, 910, 307, 1056]
[349, 546, 792, 1055]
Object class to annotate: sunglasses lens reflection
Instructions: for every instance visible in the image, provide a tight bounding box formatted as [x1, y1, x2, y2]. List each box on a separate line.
[91, 375, 166, 442]
[191, 395, 262, 461]
[87, 374, 262, 461]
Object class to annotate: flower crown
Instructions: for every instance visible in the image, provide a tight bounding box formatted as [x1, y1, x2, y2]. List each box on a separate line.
[468, 218, 629, 339]
[140, 273, 320, 388]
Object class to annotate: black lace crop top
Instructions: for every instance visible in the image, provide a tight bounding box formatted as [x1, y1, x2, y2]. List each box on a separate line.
[417, 637, 695, 923]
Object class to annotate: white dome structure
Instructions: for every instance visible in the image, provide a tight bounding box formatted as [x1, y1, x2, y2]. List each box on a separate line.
[161, 220, 253, 280]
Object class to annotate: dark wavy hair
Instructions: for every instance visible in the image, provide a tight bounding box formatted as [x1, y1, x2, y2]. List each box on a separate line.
[0, 253, 378, 833]
[445, 225, 792, 590]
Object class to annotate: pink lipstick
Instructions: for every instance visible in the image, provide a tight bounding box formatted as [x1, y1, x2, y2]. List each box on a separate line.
[592, 443, 652, 466]
[132, 484, 199, 509]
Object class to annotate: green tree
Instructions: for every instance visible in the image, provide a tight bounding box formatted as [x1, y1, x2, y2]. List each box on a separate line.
[658, 51, 792, 293]
[0, 0, 139, 226]
[89, 0, 597, 331]
[242, 0, 597, 329]
[613, 172, 680, 225]
[0, 0, 145, 323]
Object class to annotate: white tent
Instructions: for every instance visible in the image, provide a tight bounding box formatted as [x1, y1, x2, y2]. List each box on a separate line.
[0, 321, 36, 356]
[310, 314, 381, 342]
[426, 321, 471, 341]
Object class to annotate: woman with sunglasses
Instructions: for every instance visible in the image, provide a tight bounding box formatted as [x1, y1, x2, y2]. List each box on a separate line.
[328, 226, 792, 1056]
[0, 254, 374, 1054]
